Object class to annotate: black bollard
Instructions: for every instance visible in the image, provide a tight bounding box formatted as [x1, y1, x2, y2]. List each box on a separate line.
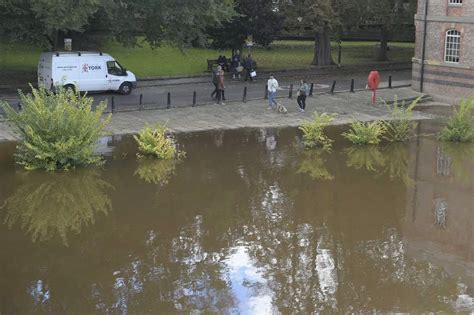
[264, 84, 268, 99]
[289, 84, 293, 98]
[242, 86, 247, 103]
[139, 94, 143, 111]
[350, 79, 355, 93]
[309, 83, 314, 96]
[167, 92, 171, 109]
[192, 91, 197, 107]
[17, 102, 22, 111]
[388, 75, 392, 88]
[330, 81, 336, 94]
[111, 96, 115, 113]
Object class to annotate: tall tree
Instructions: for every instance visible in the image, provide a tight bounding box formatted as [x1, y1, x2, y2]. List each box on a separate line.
[282, 0, 341, 66]
[363, 0, 417, 61]
[207, 0, 283, 50]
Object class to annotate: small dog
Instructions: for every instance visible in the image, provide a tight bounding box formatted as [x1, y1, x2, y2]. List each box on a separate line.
[276, 102, 288, 114]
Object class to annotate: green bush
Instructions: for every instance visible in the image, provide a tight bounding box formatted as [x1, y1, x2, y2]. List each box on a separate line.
[299, 112, 336, 149]
[439, 98, 474, 142]
[134, 124, 185, 159]
[0, 86, 111, 171]
[342, 120, 386, 145]
[383, 96, 420, 142]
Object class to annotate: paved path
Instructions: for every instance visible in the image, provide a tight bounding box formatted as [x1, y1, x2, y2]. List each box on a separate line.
[105, 87, 434, 135]
[0, 87, 437, 142]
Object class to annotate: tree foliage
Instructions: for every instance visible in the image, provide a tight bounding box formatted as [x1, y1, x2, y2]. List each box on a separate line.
[208, 0, 283, 50]
[281, 0, 341, 66]
[0, 0, 236, 49]
[352, 0, 416, 61]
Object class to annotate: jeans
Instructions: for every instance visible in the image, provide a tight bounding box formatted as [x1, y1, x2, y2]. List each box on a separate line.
[268, 91, 277, 108]
[297, 95, 306, 110]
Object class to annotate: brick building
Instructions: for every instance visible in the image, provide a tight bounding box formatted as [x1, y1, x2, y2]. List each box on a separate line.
[412, 0, 474, 101]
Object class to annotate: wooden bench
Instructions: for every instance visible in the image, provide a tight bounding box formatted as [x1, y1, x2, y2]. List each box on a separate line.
[206, 58, 232, 71]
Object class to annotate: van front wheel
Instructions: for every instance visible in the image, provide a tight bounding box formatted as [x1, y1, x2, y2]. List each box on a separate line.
[119, 82, 132, 95]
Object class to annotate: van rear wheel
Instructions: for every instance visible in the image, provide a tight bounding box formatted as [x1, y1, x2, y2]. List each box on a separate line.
[119, 82, 132, 95]
[63, 84, 75, 93]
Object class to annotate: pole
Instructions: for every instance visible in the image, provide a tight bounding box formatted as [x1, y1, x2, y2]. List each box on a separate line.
[309, 83, 314, 96]
[350, 79, 355, 93]
[338, 41, 342, 66]
[167, 92, 171, 109]
[388, 75, 392, 89]
[330, 81, 336, 94]
[420, 0, 429, 92]
[192, 91, 197, 107]
[264, 85, 268, 99]
[242, 86, 247, 103]
[289, 84, 293, 98]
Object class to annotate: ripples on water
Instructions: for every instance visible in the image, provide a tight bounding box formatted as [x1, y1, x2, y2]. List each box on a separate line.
[0, 122, 473, 314]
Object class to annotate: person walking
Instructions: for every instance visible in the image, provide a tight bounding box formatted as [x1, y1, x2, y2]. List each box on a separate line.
[296, 79, 310, 112]
[267, 74, 279, 109]
[211, 66, 220, 100]
[216, 67, 226, 105]
[243, 54, 254, 82]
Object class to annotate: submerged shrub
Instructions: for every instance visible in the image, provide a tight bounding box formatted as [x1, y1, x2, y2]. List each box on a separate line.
[299, 112, 335, 149]
[439, 98, 474, 142]
[134, 125, 185, 159]
[342, 120, 386, 145]
[383, 96, 420, 142]
[0, 86, 111, 171]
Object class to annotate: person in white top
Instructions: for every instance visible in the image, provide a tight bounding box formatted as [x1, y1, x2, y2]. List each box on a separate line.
[267, 74, 279, 109]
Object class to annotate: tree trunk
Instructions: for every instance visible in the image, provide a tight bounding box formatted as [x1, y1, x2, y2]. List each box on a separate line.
[376, 27, 389, 61]
[312, 30, 334, 66]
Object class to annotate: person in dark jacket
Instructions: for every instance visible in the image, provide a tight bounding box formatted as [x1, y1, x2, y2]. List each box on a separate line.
[231, 50, 241, 79]
[243, 54, 255, 82]
[217, 53, 229, 72]
[211, 66, 220, 100]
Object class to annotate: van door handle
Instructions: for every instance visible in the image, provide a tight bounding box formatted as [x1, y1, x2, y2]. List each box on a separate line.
[105, 74, 108, 78]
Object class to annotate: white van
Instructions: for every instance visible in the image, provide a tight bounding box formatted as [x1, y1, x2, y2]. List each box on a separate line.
[38, 51, 137, 95]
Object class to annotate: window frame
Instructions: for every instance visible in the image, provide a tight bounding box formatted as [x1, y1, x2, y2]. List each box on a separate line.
[444, 29, 461, 64]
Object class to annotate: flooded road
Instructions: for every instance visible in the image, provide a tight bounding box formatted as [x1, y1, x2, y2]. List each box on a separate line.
[0, 121, 473, 314]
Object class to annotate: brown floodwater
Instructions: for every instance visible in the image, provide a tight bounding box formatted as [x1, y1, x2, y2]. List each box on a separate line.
[0, 121, 473, 314]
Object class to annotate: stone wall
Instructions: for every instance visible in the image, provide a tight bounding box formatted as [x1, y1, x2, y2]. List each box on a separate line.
[412, 0, 474, 100]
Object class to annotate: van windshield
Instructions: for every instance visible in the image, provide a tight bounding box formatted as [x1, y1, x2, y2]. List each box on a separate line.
[107, 61, 125, 76]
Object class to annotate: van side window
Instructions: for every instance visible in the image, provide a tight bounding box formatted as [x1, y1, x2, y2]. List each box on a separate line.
[107, 61, 124, 75]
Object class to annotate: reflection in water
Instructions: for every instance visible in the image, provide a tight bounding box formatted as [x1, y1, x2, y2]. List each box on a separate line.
[440, 142, 474, 183]
[134, 158, 178, 185]
[297, 149, 334, 180]
[1, 169, 112, 245]
[345, 144, 413, 185]
[0, 127, 473, 313]
[345, 146, 385, 172]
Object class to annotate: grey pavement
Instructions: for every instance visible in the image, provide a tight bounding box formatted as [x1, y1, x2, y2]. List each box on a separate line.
[0, 86, 438, 142]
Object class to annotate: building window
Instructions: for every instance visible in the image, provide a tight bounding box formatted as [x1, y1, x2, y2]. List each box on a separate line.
[448, 0, 462, 5]
[445, 29, 461, 63]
